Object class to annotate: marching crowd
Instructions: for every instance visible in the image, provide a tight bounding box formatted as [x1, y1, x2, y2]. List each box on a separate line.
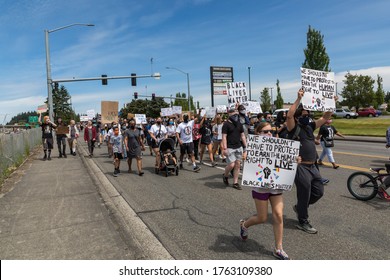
[38, 89, 346, 260]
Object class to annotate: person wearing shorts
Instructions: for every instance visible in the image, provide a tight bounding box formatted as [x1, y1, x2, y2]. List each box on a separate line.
[239, 122, 297, 260]
[176, 114, 200, 172]
[221, 109, 247, 190]
[149, 117, 168, 170]
[110, 126, 123, 177]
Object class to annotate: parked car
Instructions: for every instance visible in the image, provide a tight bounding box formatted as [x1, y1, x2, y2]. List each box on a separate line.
[357, 108, 379, 117]
[272, 109, 289, 119]
[376, 109, 383, 116]
[332, 108, 358, 119]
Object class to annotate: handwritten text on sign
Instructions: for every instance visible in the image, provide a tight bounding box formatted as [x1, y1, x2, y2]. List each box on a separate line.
[300, 67, 336, 112]
[242, 135, 300, 191]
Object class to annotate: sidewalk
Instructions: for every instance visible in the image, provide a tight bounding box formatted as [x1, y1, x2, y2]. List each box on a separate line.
[0, 145, 134, 259]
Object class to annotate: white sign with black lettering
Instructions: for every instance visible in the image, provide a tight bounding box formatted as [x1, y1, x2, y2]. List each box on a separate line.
[244, 101, 262, 114]
[242, 135, 300, 191]
[300, 67, 336, 112]
[135, 114, 147, 124]
[161, 107, 173, 117]
[226, 82, 248, 106]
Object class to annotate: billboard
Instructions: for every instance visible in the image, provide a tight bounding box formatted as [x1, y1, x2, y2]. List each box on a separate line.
[210, 66, 233, 96]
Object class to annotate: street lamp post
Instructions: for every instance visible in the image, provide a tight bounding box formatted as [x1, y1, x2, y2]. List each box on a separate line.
[268, 87, 274, 112]
[166, 67, 191, 111]
[248, 67, 252, 101]
[45, 23, 94, 121]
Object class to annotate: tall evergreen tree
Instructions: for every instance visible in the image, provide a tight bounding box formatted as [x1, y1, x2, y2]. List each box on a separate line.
[302, 25, 331, 71]
[50, 84, 76, 123]
[275, 79, 284, 109]
[260, 88, 271, 112]
[375, 75, 385, 108]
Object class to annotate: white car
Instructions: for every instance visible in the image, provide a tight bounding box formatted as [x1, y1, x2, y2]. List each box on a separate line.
[333, 108, 358, 119]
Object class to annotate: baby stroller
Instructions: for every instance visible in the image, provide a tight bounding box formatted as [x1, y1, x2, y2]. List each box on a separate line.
[155, 138, 179, 177]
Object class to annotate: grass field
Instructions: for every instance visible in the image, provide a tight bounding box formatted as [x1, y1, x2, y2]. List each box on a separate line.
[331, 118, 389, 137]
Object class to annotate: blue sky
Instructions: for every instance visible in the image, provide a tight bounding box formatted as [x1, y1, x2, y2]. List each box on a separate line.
[1, 0, 390, 122]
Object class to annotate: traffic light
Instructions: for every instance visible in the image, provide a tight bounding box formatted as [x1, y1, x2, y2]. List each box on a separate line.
[102, 74, 108, 85]
[152, 93, 155, 100]
[134, 92, 138, 99]
[131, 73, 137, 86]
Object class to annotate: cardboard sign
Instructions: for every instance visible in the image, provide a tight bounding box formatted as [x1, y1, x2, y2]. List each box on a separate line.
[101, 101, 118, 124]
[135, 114, 147, 124]
[56, 125, 69, 135]
[226, 82, 249, 106]
[242, 135, 300, 191]
[300, 68, 336, 112]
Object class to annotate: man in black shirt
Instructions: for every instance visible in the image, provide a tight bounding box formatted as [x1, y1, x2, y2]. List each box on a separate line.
[39, 113, 57, 161]
[286, 89, 333, 234]
[221, 108, 247, 190]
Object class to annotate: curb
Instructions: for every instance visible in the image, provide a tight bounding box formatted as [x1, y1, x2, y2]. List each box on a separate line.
[78, 144, 173, 260]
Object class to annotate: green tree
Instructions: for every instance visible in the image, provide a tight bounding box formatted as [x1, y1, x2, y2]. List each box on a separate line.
[50, 84, 76, 124]
[302, 25, 331, 71]
[375, 75, 385, 108]
[7, 111, 39, 125]
[121, 98, 170, 119]
[341, 72, 375, 110]
[260, 87, 271, 112]
[274, 79, 284, 109]
[173, 92, 195, 113]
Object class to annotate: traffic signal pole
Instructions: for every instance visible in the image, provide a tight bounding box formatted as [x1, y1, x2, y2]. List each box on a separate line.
[52, 73, 161, 84]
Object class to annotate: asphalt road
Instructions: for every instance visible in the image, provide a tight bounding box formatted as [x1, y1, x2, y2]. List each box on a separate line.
[83, 139, 390, 260]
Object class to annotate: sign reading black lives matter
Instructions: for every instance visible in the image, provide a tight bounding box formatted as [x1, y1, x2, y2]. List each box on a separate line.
[300, 67, 336, 111]
[226, 82, 248, 107]
[242, 135, 300, 191]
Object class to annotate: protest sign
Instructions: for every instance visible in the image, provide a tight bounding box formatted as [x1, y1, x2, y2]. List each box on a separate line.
[135, 114, 147, 124]
[226, 82, 249, 106]
[200, 109, 206, 117]
[80, 115, 89, 122]
[244, 101, 262, 114]
[37, 104, 48, 113]
[242, 134, 300, 191]
[127, 113, 135, 119]
[216, 105, 227, 113]
[86, 109, 95, 120]
[205, 107, 216, 118]
[161, 107, 173, 117]
[172, 106, 182, 115]
[300, 68, 336, 111]
[101, 101, 118, 124]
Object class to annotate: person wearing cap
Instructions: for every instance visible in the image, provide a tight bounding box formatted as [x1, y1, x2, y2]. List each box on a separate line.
[221, 108, 247, 190]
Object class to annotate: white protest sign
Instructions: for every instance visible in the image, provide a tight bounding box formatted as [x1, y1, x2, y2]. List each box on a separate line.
[86, 109, 95, 120]
[244, 101, 262, 114]
[205, 107, 216, 118]
[200, 109, 206, 117]
[161, 107, 173, 117]
[300, 68, 336, 112]
[135, 114, 147, 124]
[172, 106, 182, 115]
[37, 104, 48, 113]
[80, 115, 89, 122]
[242, 135, 300, 191]
[216, 105, 227, 113]
[226, 82, 249, 106]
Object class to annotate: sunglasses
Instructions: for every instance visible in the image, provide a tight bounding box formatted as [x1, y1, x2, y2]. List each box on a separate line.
[260, 130, 272, 134]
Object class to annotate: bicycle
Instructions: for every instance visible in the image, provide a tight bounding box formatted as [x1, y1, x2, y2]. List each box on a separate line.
[347, 163, 390, 201]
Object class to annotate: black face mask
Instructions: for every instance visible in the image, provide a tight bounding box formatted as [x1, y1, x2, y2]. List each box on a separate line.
[229, 114, 239, 123]
[156, 121, 161, 125]
[298, 115, 310, 126]
[130, 125, 135, 129]
[183, 116, 189, 123]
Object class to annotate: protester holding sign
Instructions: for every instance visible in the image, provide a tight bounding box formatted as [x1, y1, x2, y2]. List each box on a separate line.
[240, 122, 299, 260]
[286, 88, 333, 234]
[149, 117, 168, 171]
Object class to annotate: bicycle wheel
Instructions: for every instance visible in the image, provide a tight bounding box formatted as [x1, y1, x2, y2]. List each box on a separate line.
[347, 172, 378, 201]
